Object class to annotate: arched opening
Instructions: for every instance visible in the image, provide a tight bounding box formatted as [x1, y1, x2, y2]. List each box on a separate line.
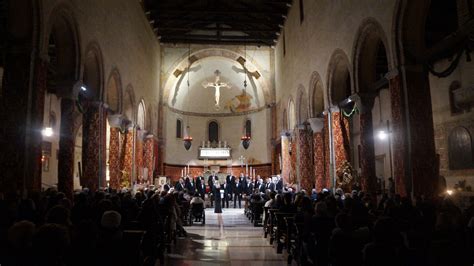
[176, 119, 183, 138]
[312, 80, 324, 117]
[448, 127, 473, 170]
[83, 48, 102, 101]
[137, 100, 146, 130]
[124, 86, 136, 123]
[297, 88, 308, 125]
[282, 109, 288, 132]
[288, 99, 296, 130]
[42, 11, 80, 193]
[105, 69, 122, 114]
[208, 121, 219, 143]
[354, 19, 391, 194]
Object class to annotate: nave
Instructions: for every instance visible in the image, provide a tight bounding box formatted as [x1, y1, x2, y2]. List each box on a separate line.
[166, 208, 286, 266]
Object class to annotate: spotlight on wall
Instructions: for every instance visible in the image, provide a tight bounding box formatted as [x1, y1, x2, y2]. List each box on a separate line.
[42, 127, 53, 137]
[377, 130, 388, 140]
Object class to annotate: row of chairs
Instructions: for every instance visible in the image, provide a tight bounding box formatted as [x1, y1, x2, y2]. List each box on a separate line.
[263, 207, 305, 265]
[245, 200, 265, 226]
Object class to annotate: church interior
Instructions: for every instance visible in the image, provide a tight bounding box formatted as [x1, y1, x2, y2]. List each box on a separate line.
[1, 0, 474, 265]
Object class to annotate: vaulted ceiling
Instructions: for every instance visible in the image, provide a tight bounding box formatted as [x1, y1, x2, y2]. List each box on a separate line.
[142, 0, 292, 46]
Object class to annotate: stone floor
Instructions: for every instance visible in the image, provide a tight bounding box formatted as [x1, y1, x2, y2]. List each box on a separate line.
[163, 207, 288, 265]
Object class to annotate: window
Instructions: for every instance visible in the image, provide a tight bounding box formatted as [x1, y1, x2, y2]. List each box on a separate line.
[448, 127, 474, 170]
[176, 119, 182, 138]
[208, 121, 219, 142]
[245, 119, 252, 137]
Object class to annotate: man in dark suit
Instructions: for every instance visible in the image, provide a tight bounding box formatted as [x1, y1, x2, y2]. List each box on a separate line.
[233, 178, 242, 208]
[266, 177, 275, 192]
[175, 178, 185, 192]
[226, 173, 234, 201]
[221, 180, 231, 208]
[196, 173, 205, 199]
[258, 176, 266, 193]
[275, 175, 283, 192]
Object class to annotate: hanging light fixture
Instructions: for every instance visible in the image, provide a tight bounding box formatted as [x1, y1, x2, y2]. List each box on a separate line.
[42, 93, 54, 137]
[183, 43, 193, 150]
[241, 43, 251, 150]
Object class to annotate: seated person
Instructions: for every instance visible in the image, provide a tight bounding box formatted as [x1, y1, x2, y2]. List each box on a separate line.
[191, 193, 204, 205]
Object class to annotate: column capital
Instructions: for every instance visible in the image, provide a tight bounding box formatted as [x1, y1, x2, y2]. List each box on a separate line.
[384, 69, 399, 80]
[307, 117, 325, 133]
[108, 114, 125, 128]
[351, 92, 377, 113]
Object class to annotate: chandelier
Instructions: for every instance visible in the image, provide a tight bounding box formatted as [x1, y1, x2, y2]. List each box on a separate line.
[183, 44, 193, 150]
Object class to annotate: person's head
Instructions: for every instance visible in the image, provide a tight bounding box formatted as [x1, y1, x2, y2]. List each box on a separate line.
[335, 213, 352, 231]
[194, 192, 200, 197]
[33, 223, 70, 265]
[46, 205, 71, 226]
[314, 202, 328, 217]
[101, 210, 122, 230]
[8, 220, 35, 249]
[284, 193, 293, 205]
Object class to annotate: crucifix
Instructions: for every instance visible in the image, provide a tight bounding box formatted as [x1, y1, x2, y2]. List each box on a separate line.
[202, 70, 231, 109]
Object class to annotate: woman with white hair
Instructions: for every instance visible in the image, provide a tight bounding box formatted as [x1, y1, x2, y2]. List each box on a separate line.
[213, 181, 222, 213]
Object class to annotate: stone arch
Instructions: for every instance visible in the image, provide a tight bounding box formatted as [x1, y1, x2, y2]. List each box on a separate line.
[82, 42, 104, 101]
[44, 4, 81, 91]
[353, 17, 391, 93]
[137, 99, 146, 130]
[327, 49, 352, 106]
[105, 68, 123, 114]
[282, 108, 288, 132]
[287, 97, 296, 130]
[448, 127, 474, 170]
[162, 48, 272, 106]
[123, 85, 136, 123]
[207, 119, 220, 142]
[295, 85, 309, 125]
[309, 71, 325, 117]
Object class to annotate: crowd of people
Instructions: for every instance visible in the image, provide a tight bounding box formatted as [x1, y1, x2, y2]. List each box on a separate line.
[1, 172, 473, 265]
[251, 187, 474, 265]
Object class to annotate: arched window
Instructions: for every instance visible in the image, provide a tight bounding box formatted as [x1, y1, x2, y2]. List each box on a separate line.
[137, 100, 146, 130]
[449, 127, 474, 170]
[176, 119, 183, 138]
[245, 119, 252, 137]
[208, 121, 219, 142]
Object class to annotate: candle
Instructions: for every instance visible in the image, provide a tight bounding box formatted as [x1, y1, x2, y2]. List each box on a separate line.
[250, 166, 253, 177]
[246, 163, 248, 175]
[181, 169, 184, 177]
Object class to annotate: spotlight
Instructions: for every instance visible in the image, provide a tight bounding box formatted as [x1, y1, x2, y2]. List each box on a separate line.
[446, 190, 453, 196]
[377, 130, 388, 140]
[80, 86, 87, 91]
[42, 127, 53, 137]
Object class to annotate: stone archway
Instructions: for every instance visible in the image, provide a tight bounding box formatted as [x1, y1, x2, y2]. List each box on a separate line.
[81, 43, 106, 191]
[353, 18, 391, 195]
[327, 49, 353, 191]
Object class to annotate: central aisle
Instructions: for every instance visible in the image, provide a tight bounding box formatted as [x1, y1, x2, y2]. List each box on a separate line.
[164, 208, 287, 265]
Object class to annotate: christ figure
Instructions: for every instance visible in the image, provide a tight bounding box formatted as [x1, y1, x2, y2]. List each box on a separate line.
[202, 70, 231, 109]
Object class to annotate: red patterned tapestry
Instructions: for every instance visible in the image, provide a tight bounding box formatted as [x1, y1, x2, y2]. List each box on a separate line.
[281, 136, 291, 184]
[359, 103, 377, 194]
[144, 137, 154, 182]
[290, 134, 297, 186]
[324, 114, 331, 188]
[135, 135, 144, 182]
[121, 129, 134, 187]
[58, 98, 75, 198]
[332, 112, 351, 176]
[296, 128, 314, 193]
[109, 127, 120, 189]
[314, 132, 325, 191]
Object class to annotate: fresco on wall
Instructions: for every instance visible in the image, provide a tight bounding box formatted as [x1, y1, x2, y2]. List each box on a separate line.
[224, 90, 254, 113]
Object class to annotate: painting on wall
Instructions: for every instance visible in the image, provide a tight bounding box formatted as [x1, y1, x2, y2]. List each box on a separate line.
[224, 90, 254, 113]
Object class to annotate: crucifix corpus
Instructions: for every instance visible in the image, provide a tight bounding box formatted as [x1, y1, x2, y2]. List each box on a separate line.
[202, 70, 231, 110]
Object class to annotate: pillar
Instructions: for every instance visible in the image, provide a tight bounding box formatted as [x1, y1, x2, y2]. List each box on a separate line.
[323, 114, 331, 188]
[389, 73, 408, 196]
[331, 110, 351, 190]
[108, 114, 123, 190]
[309, 118, 325, 191]
[144, 134, 155, 182]
[281, 133, 291, 184]
[296, 125, 314, 193]
[57, 97, 75, 198]
[81, 101, 106, 191]
[121, 126, 134, 188]
[357, 94, 377, 194]
[135, 130, 145, 183]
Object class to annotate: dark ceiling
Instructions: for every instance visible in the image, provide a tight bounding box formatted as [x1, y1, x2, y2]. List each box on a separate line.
[142, 0, 292, 46]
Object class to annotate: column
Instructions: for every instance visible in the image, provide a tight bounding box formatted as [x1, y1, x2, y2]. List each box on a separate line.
[357, 94, 377, 194]
[296, 125, 314, 193]
[57, 97, 75, 198]
[121, 126, 134, 188]
[144, 134, 155, 182]
[389, 73, 408, 196]
[108, 114, 123, 190]
[331, 109, 351, 190]
[281, 132, 291, 184]
[81, 101, 106, 191]
[323, 114, 331, 189]
[135, 130, 145, 183]
[308, 118, 325, 191]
